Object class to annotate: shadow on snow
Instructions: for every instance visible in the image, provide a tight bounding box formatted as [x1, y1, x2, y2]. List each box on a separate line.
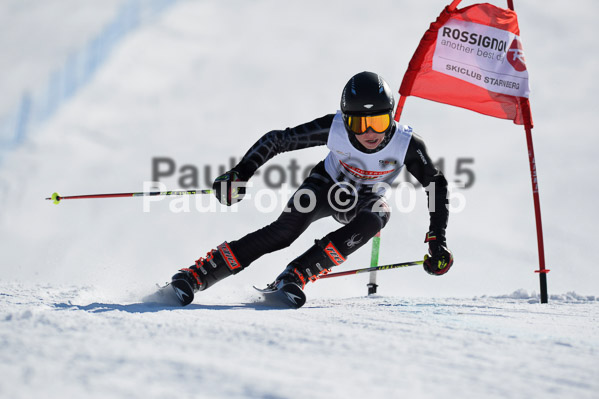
[52, 300, 295, 313]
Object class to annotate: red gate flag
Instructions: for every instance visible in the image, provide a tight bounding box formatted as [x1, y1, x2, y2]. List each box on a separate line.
[399, 2, 532, 126]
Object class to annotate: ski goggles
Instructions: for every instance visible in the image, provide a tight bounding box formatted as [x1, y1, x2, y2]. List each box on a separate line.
[345, 113, 391, 135]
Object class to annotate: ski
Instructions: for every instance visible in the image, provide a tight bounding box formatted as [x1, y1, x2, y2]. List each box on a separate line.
[254, 281, 306, 309]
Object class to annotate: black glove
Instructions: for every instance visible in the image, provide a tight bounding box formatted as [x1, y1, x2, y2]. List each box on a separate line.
[213, 170, 247, 206]
[423, 231, 453, 276]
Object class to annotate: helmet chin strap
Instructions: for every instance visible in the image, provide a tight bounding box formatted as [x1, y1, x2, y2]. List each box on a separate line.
[347, 125, 396, 154]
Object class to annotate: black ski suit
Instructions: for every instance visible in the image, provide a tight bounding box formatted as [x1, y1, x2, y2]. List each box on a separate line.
[225, 114, 449, 270]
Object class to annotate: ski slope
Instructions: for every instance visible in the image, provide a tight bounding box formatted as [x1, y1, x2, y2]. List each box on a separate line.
[1, 1, 598, 398]
[1, 283, 597, 399]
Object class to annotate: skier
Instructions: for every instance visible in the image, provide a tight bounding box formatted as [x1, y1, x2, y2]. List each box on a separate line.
[168, 71, 453, 307]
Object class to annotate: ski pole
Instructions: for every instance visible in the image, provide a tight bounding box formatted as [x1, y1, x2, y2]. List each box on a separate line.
[45, 189, 213, 205]
[319, 259, 424, 280]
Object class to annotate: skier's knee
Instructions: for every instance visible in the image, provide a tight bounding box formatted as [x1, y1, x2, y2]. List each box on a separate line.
[369, 199, 391, 228]
[351, 208, 390, 237]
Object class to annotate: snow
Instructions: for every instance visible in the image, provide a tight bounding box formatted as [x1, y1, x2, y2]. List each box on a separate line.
[1, 283, 597, 399]
[1, 1, 598, 398]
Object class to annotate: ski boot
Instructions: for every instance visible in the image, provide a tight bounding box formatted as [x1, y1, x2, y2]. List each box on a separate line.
[170, 242, 243, 306]
[275, 239, 346, 288]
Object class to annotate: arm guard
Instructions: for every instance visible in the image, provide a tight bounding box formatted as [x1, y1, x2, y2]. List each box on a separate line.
[403, 133, 449, 238]
[232, 114, 334, 179]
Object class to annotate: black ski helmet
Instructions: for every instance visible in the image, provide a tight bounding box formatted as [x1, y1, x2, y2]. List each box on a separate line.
[340, 71, 396, 152]
[340, 71, 395, 117]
